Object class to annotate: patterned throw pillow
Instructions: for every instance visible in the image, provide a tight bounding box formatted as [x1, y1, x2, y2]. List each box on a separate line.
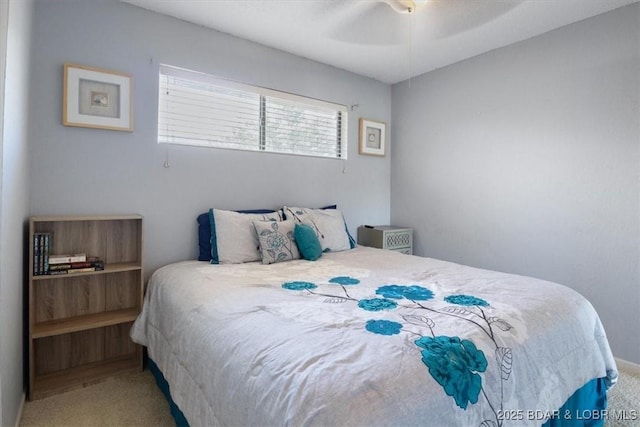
[253, 219, 301, 264]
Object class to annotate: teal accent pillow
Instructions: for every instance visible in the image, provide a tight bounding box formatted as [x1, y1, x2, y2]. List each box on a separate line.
[294, 223, 323, 261]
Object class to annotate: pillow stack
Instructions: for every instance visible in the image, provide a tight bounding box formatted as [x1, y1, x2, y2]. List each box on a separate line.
[198, 205, 356, 265]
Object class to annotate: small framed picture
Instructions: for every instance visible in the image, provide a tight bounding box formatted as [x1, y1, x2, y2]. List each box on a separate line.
[63, 63, 133, 131]
[359, 118, 386, 156]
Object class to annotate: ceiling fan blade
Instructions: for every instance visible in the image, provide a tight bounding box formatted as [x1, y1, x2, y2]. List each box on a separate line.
[327, 1, 411, 46]
[319, 0, 524, 47]
[382, 0, 415, 14]
[413, 0, 523, 40]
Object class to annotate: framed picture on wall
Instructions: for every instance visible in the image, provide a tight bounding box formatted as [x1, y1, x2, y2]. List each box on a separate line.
[63, 63, 133, 131]
[359, 118, 386, 156]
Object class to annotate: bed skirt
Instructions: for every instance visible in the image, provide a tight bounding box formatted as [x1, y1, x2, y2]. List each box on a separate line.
[544, 377, 608, 427]
[148, 357, 608, 427]
[148, 358, 189, 427]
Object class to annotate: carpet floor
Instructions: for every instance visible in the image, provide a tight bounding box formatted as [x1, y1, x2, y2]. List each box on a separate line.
[19, 370, 174, 427]
[607, 360, 640, 427]
[19, 361, 640, 427]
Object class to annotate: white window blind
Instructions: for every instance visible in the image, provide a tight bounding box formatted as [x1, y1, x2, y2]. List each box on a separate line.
[158, 65, 347, 159]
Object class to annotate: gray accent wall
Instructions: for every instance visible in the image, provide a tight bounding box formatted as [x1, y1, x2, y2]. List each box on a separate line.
[1, 0, 34, 425]
[28, 0, 391, 277]
[391, 4, 640, 363]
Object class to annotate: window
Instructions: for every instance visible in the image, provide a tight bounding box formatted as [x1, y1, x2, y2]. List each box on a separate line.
[158, 65, 347, 159]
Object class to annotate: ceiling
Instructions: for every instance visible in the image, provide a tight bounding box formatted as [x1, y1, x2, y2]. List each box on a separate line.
[122, 0, 639, 84]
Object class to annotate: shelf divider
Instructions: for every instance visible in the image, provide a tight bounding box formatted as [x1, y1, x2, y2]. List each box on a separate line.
[33, 262, 142, 280]
[32, 308, 140, 338]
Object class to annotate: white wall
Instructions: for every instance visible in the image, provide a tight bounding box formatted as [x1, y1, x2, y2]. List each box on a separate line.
[391, 4, 640, 363]
[28, 0, 392, 277]
[0, 0, 34, 425]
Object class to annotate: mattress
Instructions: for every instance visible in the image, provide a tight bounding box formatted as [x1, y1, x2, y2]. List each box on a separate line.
[131, 246, 617, 426]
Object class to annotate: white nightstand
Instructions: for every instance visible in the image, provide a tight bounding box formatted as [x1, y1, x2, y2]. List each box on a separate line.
[357, 225, 413, 255]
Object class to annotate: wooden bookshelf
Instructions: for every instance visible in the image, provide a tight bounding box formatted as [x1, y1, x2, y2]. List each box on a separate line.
[28, 215, 144, 400]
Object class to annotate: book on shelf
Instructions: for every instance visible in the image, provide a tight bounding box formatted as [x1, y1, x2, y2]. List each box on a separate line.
[47, 266, 103, 275]
[47, 259, 105, 273]
[49, 253, 87, 264]
[32, 232, 52, 276]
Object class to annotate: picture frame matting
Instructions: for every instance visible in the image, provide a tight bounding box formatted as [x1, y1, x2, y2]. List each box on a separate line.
[359, 118, 386, 156]
[63, 63, 133, 131]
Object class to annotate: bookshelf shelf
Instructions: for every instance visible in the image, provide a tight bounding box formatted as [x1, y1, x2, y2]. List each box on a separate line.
[28, 215, 144, 400]
[32, 262, 142, 280]
[33, 307, 141, 338]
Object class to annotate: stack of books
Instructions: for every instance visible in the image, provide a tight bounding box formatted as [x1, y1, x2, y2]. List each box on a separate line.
[32, 232, 105, 275]
[47, 254, 105, 275]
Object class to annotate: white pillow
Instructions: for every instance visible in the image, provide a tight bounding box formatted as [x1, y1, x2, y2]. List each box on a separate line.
[253, 219, 300, 264]
[283, 206, 351, 252]
[212, 209, 282, 264]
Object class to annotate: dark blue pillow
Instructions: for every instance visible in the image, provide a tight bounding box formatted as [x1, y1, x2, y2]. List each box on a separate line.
[197, 213, 212, 261]
[196, 209, 278, 261]
[294, 223, 323, 261]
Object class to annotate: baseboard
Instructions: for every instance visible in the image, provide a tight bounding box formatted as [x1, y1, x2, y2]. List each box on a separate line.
[13, 392, 25, 427]
[615, 357, 640, 376]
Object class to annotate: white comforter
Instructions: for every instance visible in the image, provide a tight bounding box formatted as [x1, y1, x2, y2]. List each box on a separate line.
[130, 246, 617, 427]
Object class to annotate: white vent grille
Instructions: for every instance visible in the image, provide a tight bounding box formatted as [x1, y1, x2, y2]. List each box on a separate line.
[386, 232, 411, 249]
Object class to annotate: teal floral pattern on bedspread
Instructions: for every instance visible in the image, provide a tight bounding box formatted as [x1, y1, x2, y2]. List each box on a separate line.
[281, 276, 516, 427]
[415, 335, 488, 410]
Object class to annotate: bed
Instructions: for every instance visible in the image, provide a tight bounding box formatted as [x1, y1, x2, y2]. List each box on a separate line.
[130, 207, 617, 427]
